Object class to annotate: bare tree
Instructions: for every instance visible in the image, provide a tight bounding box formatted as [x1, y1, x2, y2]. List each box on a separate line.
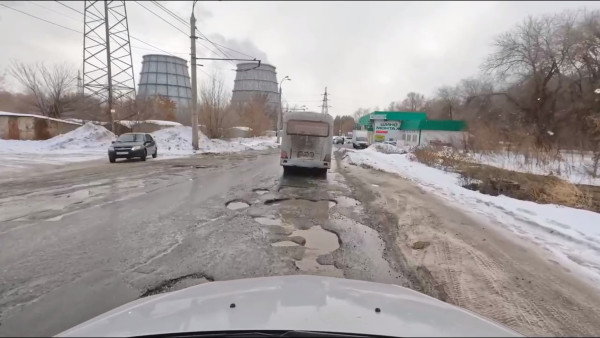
[352, 107, 370, 121]
[239, 93, 272, 137]
[399, 92, 427, 111]
[436, 86, 460, 120]
[8, 61, 76, 118]
[199, 74, 231, 138]
[483, 12, 581, 148]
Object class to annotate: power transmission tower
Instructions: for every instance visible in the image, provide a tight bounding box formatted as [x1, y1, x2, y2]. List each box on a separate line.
[320, 87, 331, 114]
[83, 0, 136, 132]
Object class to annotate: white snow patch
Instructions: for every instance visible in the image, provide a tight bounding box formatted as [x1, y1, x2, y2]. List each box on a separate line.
[0, 111, 82, 125]
[152, 126, 278, 157]
[0, 124, 278, 173]
[465, 152, 600, 186]
[343, 147, 600, 287]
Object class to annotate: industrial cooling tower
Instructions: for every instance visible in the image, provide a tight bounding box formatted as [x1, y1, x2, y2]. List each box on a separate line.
[231, 63, 280, 121]
[138, 54, 192, 122]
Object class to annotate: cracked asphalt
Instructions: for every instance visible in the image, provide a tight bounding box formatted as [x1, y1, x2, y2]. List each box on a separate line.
[0, 148, 403, 336]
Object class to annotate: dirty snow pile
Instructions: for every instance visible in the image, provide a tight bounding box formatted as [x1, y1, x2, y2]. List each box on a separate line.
[0, 124, 278, 173]
[0, 122, 115, 154]
[0, 122, 116, 172]
[341, 147, 600, 286]
[368, 143, 410, 154]
[152, 126, 278, 157]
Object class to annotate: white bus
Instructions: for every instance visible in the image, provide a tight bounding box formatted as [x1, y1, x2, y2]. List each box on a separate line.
[280, 111, 333, 175]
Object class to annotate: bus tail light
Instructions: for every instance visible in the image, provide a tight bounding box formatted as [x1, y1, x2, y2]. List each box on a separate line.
[281, 151, 288, 159]
[324, 154, 331, 162]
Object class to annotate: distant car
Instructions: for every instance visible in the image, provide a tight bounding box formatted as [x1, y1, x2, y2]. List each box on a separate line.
[333, 136, 344, 144]
[384, 140, 397, 146]
[108, 133, 157, 163]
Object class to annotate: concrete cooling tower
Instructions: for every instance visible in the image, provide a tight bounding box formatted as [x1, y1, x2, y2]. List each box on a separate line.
[231, 63, 280, 121]
[138, 54, 192, 122]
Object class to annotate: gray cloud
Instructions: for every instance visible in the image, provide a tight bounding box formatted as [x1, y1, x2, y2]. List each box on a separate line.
[3, 1, 600, 115]
[208, 33, 269, 65]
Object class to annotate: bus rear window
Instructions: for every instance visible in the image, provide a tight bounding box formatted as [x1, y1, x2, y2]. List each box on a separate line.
[286, 120, 329, 137]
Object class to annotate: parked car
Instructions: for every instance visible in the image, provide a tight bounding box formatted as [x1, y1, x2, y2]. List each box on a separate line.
[384, 140, 397, 146]
[333, 136, 344, 144]
[352, 130, 369, 149]
[108, 133, 157, 163]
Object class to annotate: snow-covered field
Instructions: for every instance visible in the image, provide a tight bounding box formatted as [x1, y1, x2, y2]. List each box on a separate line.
[341, 145, 600, 287]
[465, 151, 600, 186]
[0, 123, 278, 173]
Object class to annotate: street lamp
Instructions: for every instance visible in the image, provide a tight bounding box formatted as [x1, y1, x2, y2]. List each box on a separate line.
[277, 75, 291, 143]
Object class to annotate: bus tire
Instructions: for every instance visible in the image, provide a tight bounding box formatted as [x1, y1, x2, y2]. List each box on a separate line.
[319, 168, 328, 177]
[283, 166, 291, 175]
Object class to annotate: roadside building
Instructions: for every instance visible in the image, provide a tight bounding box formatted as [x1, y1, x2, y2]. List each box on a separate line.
[0, 111, 81, 140]
[357, 111, 467, 147]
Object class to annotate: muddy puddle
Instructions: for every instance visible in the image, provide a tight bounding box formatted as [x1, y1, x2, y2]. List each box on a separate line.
[264, 197, 343, 277]
[290, 225, 343, 276]
[253, 188, 269, 195]
[336, 196, 361, 207]
[254, 217, 282, 226]
[226, 200, 250, 210]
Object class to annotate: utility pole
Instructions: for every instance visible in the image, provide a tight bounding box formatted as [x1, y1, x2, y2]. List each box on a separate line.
[320, 86, 331, 115]
[277, 75, 290, 144]
[190, 7, 199, 151]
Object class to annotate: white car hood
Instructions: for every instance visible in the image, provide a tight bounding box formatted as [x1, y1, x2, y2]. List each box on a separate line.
[57, 275, 521, 337]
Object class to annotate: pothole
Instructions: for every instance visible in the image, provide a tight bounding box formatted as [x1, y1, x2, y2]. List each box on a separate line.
[226, 200, 250, 210]
[264, 198, 292, 205]
[290, 225, 343, 277]
[271, 241, 300, 247]
[172, 164, 210, 169]
[253, 188, 269, 195]
[140, 273, 214, 297]
[336, 196, 361, 207]
[328, 199, 337, 208]
[254, 217, 282, 226]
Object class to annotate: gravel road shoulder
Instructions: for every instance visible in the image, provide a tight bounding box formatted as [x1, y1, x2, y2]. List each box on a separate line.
[337, 154, 600, 337]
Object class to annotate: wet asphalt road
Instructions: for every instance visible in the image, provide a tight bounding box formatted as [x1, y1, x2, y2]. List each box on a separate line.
[0, 147, 403, 336]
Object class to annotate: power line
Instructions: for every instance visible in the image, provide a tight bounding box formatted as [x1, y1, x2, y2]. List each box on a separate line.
[146, 1, 234, 63]
[149, 1, 258, 64]
[0, 3, 80, 33]
[151, 1, 187, 26]
[133, 1, 188, 37]
[28, 1, 80, 23]
[55, 1, 83, 15]
[4, 2, 213, 80]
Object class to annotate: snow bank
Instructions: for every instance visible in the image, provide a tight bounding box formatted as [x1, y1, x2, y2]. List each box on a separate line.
[342, 147, 600, 286]
[117, 120, 183, 128]
[152, 126, 278, 156]
[0, 111, 82, 125]
[369, 143, 409, 154]
[0, 124, 278, 173]
[465, 152, 600, 186]
[0, 122, 115, 153]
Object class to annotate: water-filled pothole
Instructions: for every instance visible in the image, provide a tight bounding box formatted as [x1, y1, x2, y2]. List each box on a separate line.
[336, 196, 361, 207]
[264, 197, 338, 207]
[264, 198, 292, 205]
[291, 225, 342, 277]
[226, 200, 250, 210]
[271, 241, 300, 247]
[253, 188, 269, 195]
[254, 217, 282, 226]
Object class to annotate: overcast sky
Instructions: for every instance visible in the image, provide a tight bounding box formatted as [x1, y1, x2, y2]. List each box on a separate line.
[1, 1, 600, 116]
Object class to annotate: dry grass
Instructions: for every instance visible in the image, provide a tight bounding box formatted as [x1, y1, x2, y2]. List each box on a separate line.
[414, 145, 596, 212]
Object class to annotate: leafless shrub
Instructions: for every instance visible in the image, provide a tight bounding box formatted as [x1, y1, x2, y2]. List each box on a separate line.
[8, 61, 76, 118]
